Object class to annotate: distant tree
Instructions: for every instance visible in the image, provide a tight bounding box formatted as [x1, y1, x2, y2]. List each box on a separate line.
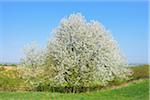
[21, 42, 55, 89]
[20, 42, 46, 87]
[21, 42, 44, 68]
[46, 13, 132, 88]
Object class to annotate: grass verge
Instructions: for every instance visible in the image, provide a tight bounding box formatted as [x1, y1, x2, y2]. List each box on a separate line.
[0, 79, 149, 100]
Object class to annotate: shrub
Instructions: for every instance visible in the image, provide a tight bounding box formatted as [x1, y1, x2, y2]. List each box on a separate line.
[0, 64, 17, 66]
[10, 64, 17, 66]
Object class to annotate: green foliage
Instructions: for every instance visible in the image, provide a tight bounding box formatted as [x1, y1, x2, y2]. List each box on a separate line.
[0, 64, 7, 66]
[10, 64, 17, 66]
[0, 64, 17, 66]
[36, 83, 103, 93]
[131, 65, 149, 80]
[0, 79, 148, 100]
[107, 78, 127, 86]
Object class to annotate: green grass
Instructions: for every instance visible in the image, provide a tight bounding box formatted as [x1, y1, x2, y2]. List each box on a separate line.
[0, 79, 149, 100]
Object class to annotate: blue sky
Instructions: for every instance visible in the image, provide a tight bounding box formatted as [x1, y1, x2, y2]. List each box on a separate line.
[0, 1, 148, 64]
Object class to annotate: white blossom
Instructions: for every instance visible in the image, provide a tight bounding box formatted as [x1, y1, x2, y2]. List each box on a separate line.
[47, 13, 132, 87]
[21, 13, 132, 88]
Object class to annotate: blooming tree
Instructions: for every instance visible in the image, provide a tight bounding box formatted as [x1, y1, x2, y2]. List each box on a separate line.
[21, 42, 43, 68]
[46, 13, 132, 87]
[20, 42, 46, 87]
[21, 13, 132, 92]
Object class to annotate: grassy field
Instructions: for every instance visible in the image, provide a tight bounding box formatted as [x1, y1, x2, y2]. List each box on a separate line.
[131, 64, 149, 80]
[0, 79, 149, 100]
[0, 64, 149, 99]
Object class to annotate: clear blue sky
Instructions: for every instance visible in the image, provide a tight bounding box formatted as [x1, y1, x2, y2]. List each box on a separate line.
[0, 1, 148, 64]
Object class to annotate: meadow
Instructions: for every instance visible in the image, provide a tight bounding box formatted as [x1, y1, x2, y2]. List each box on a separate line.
[0, 64, 149, 100]
[0, 79, 148, 100]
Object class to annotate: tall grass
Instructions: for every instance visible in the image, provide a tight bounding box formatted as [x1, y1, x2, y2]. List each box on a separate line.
[130, 64, 149, 80]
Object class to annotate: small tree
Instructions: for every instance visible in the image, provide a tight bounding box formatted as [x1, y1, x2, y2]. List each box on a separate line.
[21, 42, 56, 91]
[46, 13, 132, 89]
[21, 42, 42, 68]
[20, 42, 46, 89]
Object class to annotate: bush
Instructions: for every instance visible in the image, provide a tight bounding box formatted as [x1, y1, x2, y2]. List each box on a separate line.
[10, 64, 17, 66]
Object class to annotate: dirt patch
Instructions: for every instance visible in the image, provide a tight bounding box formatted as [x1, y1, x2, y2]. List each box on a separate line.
[1, 66, 17, 71]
